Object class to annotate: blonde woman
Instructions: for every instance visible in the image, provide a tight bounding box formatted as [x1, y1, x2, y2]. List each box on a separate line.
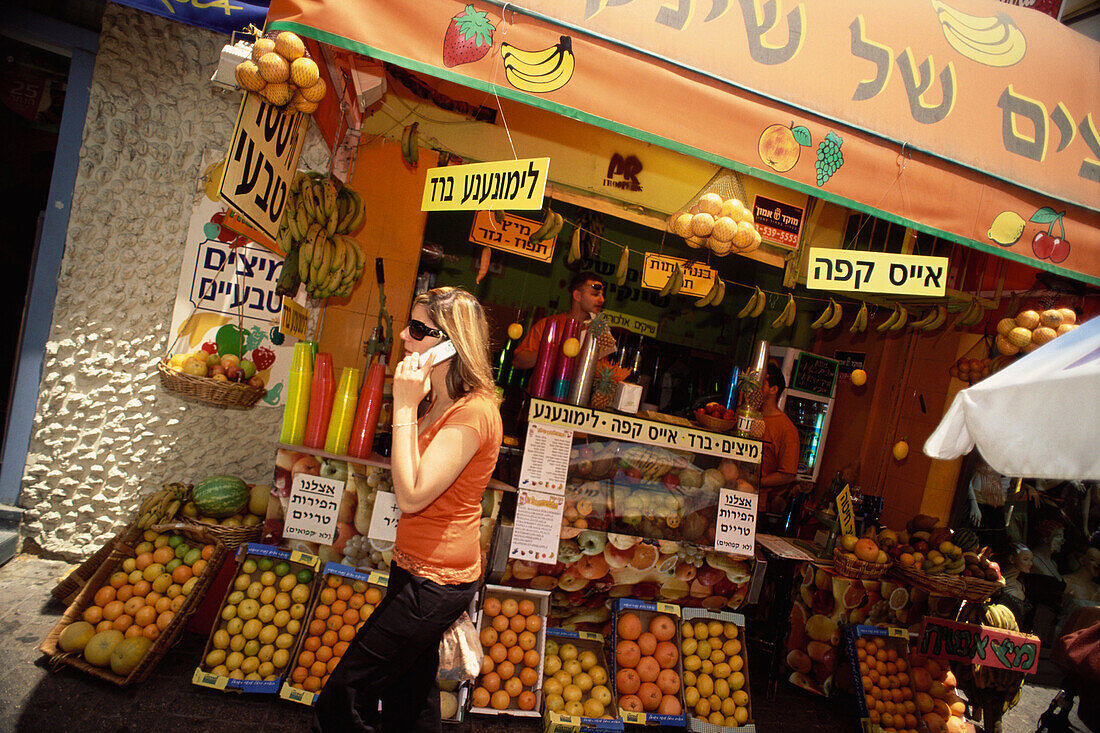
[315, 287, 502, 733]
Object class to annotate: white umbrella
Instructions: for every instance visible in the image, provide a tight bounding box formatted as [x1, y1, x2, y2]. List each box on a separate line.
[924, 316, 1100, 480]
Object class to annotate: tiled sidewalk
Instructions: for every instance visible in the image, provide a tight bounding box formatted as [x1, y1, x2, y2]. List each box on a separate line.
[0, 554, 1083, 732]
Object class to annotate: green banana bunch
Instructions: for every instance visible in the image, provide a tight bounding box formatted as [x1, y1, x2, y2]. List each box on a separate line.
[565, 226, 582, 265]
[528, 210, 563, 244]
[400, 122, 419, 166]
[280, 171, 367, 300]
[953, 296, 985, 329]
[615, 246, 629, 286]
[658, 264, 683, 297]
[695, 276, 725, 308]
[849, 302, 869, 333]
[771, 293, 796, 329]
[736, 286, 766, 319]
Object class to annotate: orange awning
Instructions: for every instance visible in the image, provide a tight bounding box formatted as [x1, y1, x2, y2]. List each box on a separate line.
[268, 0, 1100, 286]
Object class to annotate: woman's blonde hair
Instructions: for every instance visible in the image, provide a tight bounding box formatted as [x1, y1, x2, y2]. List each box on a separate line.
[413, 287, 500, 403]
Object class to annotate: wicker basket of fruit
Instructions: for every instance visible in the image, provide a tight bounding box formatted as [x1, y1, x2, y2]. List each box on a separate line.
[892, 563, 1006, 603]
[158, 358, 266, 409]
[832, 547, 892, 579]
[695, 403, 737, 433]
[178, 476, 265, 549]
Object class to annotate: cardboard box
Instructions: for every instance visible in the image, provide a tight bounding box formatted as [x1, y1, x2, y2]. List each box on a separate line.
[279, 562, 389, 705]
[681, 608, 755, 733]
[469, 584, 551, 717]
[609, 598, 688, 727]
[193, 543, 321, 694]
[541, 628, 623, 732]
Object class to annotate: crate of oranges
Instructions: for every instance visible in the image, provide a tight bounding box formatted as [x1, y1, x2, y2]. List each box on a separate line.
[680, 608, 753, 732]
[40, 523, 228, 686]
[193, 543, 320, 693]
[280, 562, 388, 705]
[845, 625, 921, 733]
[542, 628, 623, 732]
[469, 585, 550, 717]
[610, 598, 688, 727]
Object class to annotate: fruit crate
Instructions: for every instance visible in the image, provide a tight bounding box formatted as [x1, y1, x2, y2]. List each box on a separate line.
[279, 562, 389, 706]
[469, 584, 551, 718]
[609, 598, 688, 727]
[193, 543, 321, 694]
[40, 523, 229, 686]
[541, 629, 623, 732]
[680, 608, 754, 733]
[843, 624, 919, 733]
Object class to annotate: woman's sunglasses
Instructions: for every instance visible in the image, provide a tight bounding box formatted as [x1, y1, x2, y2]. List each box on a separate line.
[408, 318, 446, 341]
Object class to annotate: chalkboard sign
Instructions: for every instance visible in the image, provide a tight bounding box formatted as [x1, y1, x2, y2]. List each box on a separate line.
[791, 353, 839, 397]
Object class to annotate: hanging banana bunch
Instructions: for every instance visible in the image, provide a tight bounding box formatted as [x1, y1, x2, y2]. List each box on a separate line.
[909, 305, 947, 331]
[401, 122, 420, 166]
[695, 275, 725, 308]
[736, 286, 767, 319]
[615, 246, 630, 286]
[658, 264, 684, 297]
[770, 293, 797, 329]
[849, 302, 869, 333]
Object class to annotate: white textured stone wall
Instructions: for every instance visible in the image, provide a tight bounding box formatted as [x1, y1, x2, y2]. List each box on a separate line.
[19, 4, 328, 558]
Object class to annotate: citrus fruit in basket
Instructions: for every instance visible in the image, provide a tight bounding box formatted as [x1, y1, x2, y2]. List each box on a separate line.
[473, 594, 546, 712]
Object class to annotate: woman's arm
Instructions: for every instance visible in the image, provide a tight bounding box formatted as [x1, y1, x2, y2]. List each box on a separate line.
[391, 422, 481, 514]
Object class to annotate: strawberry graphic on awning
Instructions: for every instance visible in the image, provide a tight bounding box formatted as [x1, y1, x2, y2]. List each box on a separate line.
[442, 5, 495, 68]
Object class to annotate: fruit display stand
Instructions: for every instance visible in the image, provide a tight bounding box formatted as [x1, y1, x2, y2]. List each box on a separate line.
[610, 598, 688, 727]
[495, 403, 762, 626]
[469, 584, 550, 717]
[279, 561, 389, 705]
[541, 628, 623, 732]
[844, 624, 920, 733]
[193, 543, 321, 694]
[40, 523, 229, 686]
[263, 445, 503, 573]
[680, 608, 754, 733]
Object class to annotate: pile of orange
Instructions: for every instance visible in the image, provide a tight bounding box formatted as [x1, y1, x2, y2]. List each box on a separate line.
[855, 635, 920, 733]
[910, 652, 967, 733]
[470, 594, 543, 712]
[287, 574, 384, 694]
[681, 618, 749, 726]
[81, 529, 214, 642]
[614, 611, 683, 716]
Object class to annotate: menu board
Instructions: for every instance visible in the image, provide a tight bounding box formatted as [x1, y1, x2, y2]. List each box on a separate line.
[791, 353, 839, 397]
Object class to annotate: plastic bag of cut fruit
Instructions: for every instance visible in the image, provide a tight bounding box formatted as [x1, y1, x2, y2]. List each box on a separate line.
[438, 612, 483, 682]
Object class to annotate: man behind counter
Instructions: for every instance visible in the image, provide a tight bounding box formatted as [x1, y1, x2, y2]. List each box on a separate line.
[513, 272, 607, 370]
[759, 361, 801, 513]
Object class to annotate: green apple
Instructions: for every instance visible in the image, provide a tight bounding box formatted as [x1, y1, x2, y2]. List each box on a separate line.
[240, 359, 257, 379]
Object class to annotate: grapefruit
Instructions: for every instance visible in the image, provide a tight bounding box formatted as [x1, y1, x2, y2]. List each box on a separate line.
[84, 629, 125, 667]
[59, 621, 96, 653]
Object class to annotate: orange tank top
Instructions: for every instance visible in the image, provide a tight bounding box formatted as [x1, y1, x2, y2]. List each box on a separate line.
[393, 392, 502, 585]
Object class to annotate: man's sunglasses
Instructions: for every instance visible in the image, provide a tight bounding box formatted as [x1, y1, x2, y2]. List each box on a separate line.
[408, 318, 446, 341]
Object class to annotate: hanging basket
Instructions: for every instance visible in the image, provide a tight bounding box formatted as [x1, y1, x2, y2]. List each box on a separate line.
[158, 359, 265, 409]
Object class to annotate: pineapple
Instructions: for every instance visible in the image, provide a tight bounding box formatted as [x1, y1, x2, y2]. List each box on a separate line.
[589, 359, 631, 409]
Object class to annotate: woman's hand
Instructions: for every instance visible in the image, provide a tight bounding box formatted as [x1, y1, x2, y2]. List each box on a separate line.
[393, 350, 435, 412]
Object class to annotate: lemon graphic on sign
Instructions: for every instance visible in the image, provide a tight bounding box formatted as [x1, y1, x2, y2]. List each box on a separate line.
[988, 211, 1025, 246]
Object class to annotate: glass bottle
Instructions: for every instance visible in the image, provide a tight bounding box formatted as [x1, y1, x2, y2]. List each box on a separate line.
[735, 339, 769, 439]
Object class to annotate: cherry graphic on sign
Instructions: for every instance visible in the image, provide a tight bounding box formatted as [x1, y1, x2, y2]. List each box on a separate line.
[1029, 207, 1070, 263]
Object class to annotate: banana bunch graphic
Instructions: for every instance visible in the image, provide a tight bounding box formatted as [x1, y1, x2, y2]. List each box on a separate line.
[952, 296, 985, 329]
[276, 171, 366, 299]
[202, 157, 226, 202]
[695, 276, 725, 308]
[658, 264, 684, 297]
[176, 312, 232, 350]
[810, 298, 844, 330]
[909, 305, 948, 331]
[400, 123, 419, 167]
[849, 302, 870, 333]
[736, 286, 767, 319]
[135, 483, 191, 529]
[771, 294, 797, 329]
[501, 36, 576, 94]
[932, 0, 1026, 67]
[876, 303, 910, 332]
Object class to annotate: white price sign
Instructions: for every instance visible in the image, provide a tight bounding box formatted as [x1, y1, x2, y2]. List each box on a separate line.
[714, 488, 758, 557]
[368, 490, 401, 543]
[284, 473, 344, 544]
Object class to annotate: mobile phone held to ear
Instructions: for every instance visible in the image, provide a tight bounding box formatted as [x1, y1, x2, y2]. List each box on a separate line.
[421, 339, 457, 366]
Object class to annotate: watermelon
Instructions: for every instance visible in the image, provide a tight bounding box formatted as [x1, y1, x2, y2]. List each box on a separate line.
[953, 528, 979, 553]
[192, 475, 249, 518]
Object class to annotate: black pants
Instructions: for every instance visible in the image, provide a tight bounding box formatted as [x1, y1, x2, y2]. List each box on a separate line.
[312, 563, 477, 733]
